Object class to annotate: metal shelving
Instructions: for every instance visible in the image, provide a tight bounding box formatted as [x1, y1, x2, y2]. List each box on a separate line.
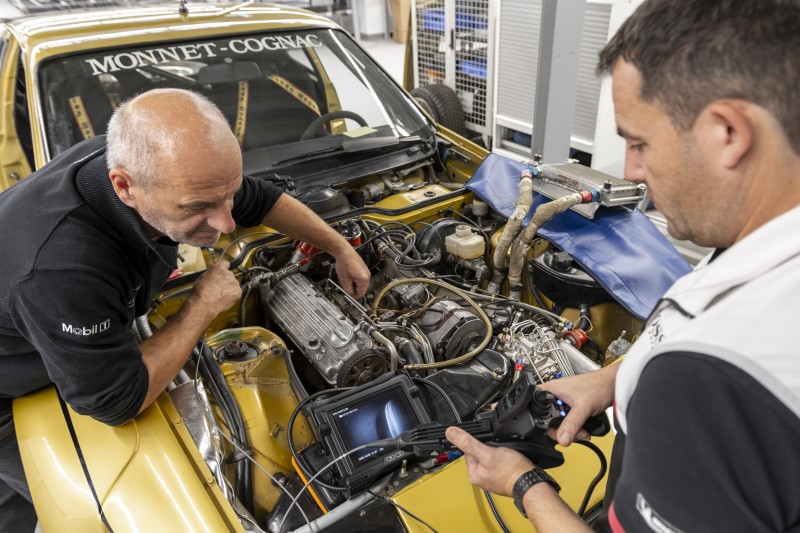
[411, 0, 495, 140]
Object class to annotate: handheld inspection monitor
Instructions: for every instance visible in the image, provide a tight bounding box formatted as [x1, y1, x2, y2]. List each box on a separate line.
[308, 374, 430, 496]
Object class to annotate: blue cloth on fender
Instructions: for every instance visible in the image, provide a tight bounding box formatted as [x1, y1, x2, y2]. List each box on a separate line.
[465, 153, 691, 319]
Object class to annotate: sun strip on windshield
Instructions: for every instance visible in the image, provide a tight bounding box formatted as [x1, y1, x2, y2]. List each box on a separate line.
[305, 46, 345, 134]
[68, 96, 96, 140]
[267, 75, 321, 116]
[234, 81, 249, 146]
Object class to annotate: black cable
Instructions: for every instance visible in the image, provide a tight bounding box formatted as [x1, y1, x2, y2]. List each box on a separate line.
[239, 285, 252, 325]
[197, 343, 254, 512]
[576, 303, 591, 332]
[574, 440, 608, 516]
[366, 221, 440, 269]
[531, 286, 549, 310]
[483, 490, 513, 533]
[470, 292, 562, 326]
[357, 228, 407, 250]
[367, 489, 441, 533]
[410, 377, 462, 423]
[57, 393, 115, 533]
[286, 387, 352, 492]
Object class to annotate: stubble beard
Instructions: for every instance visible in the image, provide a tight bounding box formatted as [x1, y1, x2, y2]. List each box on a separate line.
[137, 202, 220, 247]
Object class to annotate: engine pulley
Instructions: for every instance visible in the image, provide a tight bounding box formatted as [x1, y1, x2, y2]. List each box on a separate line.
[336, 350, 391, 387]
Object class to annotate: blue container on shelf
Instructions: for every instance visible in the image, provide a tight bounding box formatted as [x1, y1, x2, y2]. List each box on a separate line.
[458, 58, 487, 79]
[421, 8, 488, 33]
[422, 8, 446, 32]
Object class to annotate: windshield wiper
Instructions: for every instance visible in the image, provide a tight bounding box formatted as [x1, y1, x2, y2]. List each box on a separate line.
[270, 135, 428, 168]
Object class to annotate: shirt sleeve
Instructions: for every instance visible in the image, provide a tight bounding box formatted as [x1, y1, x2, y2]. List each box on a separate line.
[232, 174, 283, 228]
[610, 352, 800, 532]
[10, 269, 148, 426]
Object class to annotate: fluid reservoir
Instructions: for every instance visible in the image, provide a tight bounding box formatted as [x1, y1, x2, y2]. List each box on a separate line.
[177, 244, 207, 273]
[445, 225, 485, 259]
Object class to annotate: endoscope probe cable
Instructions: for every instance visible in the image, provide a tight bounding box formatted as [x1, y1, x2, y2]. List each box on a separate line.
[278, 445, 372, 533]
[575, 439, 608, 516]
[286, 388, 352, 493]
[193, 354, 313, 529]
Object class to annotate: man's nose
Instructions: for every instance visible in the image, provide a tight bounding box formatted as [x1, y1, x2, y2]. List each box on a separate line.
[624, 149, 645, 184]
[207, 205, 236, 234]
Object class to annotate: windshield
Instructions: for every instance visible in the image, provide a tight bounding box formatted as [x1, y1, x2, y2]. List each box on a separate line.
[38, 28, 433, 169]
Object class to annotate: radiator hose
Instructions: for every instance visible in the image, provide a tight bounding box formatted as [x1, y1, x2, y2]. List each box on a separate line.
[487, 169, 535, 294]
[507, 190, 595, 300]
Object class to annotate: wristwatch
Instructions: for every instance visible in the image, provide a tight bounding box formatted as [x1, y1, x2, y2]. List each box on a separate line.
[512, 467, 561, 517]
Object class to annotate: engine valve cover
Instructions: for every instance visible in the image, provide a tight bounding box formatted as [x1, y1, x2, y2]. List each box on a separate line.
[264, 274, 374, 385]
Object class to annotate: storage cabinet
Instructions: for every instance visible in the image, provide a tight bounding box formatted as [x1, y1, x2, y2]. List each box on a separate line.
[411, 0, 496, 141]
[492, 0, 612, 159]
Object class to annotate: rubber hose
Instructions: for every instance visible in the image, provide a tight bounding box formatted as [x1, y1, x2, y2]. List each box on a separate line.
[372, 278, 492, 370]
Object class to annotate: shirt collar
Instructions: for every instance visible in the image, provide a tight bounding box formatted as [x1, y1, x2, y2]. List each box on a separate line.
[74, 147, 177, 267]
[665, 204, 800, 315]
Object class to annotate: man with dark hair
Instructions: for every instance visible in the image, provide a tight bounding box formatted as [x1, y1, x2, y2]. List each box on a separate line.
[447, 0, 800, 531]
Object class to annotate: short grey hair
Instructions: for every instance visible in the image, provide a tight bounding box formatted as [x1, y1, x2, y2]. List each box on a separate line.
[106, 89, 233, 190]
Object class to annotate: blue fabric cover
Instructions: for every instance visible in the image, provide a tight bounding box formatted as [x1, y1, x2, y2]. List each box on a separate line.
[465, 153, 691, 319]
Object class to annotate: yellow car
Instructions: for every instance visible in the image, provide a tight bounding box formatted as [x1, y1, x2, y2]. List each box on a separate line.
[2, 2, 688, 531]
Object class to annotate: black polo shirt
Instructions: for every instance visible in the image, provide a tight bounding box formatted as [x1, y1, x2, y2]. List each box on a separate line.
[0, 136, 281, 425]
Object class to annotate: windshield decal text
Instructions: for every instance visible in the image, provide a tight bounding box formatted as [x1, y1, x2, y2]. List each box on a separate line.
[82, 34, 322, 76]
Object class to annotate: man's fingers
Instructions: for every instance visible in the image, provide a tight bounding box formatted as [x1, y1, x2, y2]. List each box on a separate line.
[213, 259, 231, 271]
[352, 278, 368, 299]
[464, 454, 479, 470]
[555, 409, 592, 447]
[446, 427, 491, 461]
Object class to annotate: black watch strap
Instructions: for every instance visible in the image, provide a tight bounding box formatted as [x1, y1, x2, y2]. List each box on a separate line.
[512, 467, 561, 517]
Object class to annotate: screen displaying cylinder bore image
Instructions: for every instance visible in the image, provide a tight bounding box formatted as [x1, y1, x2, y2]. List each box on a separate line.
[331, 388, 419, 466]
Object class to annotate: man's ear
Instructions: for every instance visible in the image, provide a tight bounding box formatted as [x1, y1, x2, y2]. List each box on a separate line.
[109, 168, 139, 209]
[698, 100, 754, 170]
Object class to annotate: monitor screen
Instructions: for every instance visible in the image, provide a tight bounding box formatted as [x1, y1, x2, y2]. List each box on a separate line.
[330, 386, 420, 467]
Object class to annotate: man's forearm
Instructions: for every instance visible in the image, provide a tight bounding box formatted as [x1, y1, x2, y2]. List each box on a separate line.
[523, 484, 592, 532]
[137, 298, 215, 413]
[261, 194, 350, 257]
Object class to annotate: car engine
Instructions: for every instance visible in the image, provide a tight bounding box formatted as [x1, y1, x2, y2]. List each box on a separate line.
[235, 211, 614, 408]
[144, 167, 641, 533]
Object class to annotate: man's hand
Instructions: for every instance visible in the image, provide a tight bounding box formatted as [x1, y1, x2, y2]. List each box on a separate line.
[137, 261, 240, 415]
[538, 363, 619, 447]
[334, 247, 370, 299]
[446, 426, 534, 497]
[260, 195, 370, 299]
[187, 260, 242, 319]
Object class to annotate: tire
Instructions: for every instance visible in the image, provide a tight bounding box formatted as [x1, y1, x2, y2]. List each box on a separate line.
[410, 84, 467, 136]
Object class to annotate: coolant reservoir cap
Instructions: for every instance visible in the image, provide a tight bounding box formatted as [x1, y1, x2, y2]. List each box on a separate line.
[552, 251, 574, 272]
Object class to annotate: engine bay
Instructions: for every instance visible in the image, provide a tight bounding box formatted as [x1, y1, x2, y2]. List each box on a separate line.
[141, 157, 646, 532]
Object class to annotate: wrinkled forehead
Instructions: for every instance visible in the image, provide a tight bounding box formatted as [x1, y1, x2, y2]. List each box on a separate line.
[154, 134, 242, 193]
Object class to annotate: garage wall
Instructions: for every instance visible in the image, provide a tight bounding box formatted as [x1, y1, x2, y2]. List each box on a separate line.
[493, 0, 611, 156]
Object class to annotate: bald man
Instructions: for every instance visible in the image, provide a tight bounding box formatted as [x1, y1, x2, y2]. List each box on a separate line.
[0, 88, 369, 529]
